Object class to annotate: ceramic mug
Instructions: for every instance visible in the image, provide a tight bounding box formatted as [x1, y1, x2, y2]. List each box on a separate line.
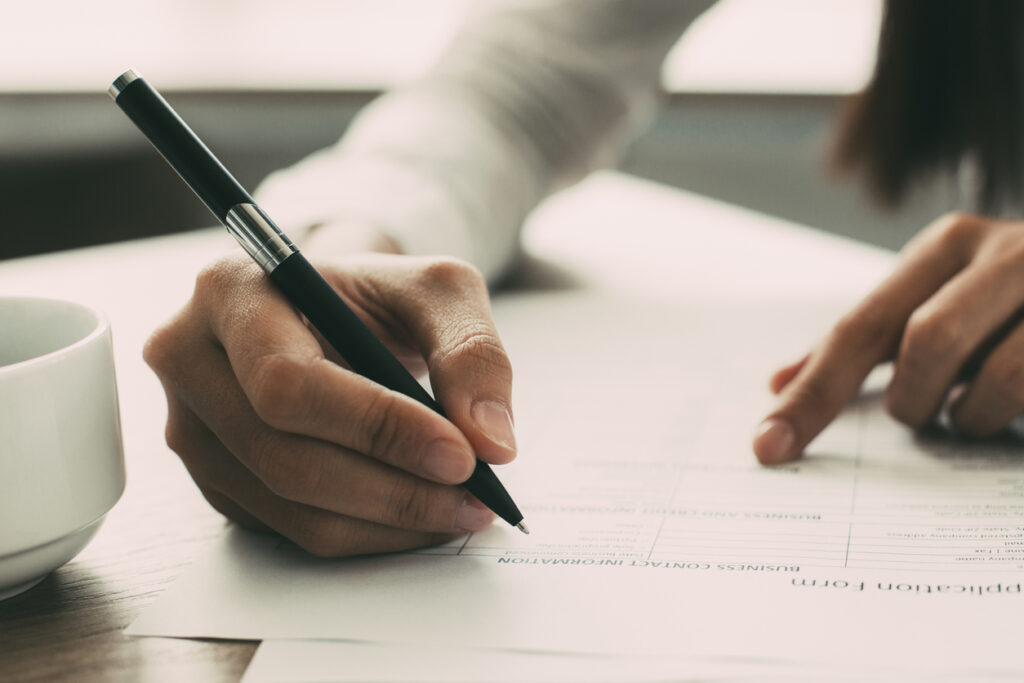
[0, 297, 125, 600]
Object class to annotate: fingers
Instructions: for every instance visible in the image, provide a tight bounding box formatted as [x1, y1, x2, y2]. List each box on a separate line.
[950, 323, 1024, 436]
[189, 256, 479, 485]
[358, 256, 518, 465]
[754, 213, 985, 464]
[151, 323, 493, 535]
[885, 256, 1024, 428]
[163, 398, 268, 531]
[769, 355, 809, 394]
[754, 310, 892, 463]
[145, 253, 520, 557]
[168, 399, 459, 556]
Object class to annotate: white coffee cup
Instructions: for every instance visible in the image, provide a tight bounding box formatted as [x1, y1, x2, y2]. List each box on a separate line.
[0, 297, 125, 600]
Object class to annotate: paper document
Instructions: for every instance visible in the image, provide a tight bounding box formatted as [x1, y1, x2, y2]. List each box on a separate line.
[131, 295, 1024, 674]
[242, 640, 1011, 683]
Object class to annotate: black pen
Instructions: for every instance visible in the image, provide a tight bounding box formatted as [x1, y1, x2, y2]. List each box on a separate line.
[109, 69, 528, 534]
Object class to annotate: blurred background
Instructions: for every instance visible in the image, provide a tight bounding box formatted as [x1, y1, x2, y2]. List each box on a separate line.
[0, 0, 961, 260]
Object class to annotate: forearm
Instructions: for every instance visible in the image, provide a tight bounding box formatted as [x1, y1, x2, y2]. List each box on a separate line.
[256, 0, 715, 281]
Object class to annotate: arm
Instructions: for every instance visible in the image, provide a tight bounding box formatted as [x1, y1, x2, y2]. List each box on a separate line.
[146, 0, 715, 556]
[255, 0, 715, 281]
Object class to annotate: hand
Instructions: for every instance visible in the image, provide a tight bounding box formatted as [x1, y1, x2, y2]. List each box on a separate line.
[754, 213, 1024, 463]
[144, 250, 516, 556]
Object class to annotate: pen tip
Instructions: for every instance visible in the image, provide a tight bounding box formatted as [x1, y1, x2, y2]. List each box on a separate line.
[516, 521, 530, 535]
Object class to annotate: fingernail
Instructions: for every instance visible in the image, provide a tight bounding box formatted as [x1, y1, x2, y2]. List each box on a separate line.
[421, 439, 473, 483]
[754, 418, 795, 464]
[471, 400, 517, 454]
[455, 496, 495, 532]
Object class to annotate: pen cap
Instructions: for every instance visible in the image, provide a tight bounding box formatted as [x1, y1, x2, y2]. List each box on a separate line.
[109, 70, 253, 222]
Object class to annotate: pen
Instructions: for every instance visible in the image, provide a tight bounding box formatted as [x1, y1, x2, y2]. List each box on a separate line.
[109, 69, 528, 534]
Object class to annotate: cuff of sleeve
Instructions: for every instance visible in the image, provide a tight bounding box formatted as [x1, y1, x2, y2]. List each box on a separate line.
[254, 150, 515, 280]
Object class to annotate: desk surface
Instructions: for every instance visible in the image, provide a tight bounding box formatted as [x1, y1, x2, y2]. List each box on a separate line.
[0, 173, 893, 681]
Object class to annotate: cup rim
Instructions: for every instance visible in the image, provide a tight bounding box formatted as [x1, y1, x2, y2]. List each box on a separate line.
[0, 296, 111, 375]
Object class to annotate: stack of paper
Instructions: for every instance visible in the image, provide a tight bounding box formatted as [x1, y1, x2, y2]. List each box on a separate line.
[127, 175, 1024, 680]
[130, 296, 1024, 681]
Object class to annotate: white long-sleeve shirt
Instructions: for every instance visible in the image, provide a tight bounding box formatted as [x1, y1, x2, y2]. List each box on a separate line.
[254, 0, 716, 282]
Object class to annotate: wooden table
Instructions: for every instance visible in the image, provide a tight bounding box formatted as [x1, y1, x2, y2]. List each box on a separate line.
[0, 173, 893, 682]
[0, 226, 256, 682]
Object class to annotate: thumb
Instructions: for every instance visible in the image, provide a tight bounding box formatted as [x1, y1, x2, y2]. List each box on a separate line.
[433, 342, 516, 467]
[377, 257, 517, 466]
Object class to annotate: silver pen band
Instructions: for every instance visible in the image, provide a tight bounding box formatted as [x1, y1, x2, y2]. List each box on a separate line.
[225, 203, 297, 273]
[108, 69, 140, 100]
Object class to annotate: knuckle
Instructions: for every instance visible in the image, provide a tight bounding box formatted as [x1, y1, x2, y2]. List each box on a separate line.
[902, 307, 959, 360]
[194, 256, 247, 298]
[357, 390, 407, 464]
[142, 325, 174, 374]
[143, 309, 200, 378]
[982, 354, 1024, 405]
[385, 478, 438, 530]
[784, 376, 834, 418]
[293, 518, 353, 558]
[929, 212, 985, 249]
[883, 392, 907, 425]
[199, 489, 246, 525]
[830, 307, 892, 355]
[948, 405, 988, 437]
[163, 417, 216, 485]
[248, 353, 314, 429]
[884, 383, 929, 428]
[884, 394, 917, 428]
[163, 417, 190, 457]
[193, 261, 231, 301]
[247, 428, 279, 482]
[418, 257, 486, 293]
[249, 434, 323, 503]
[436, 324, 512, 378]
[990, 233, 1024, 271]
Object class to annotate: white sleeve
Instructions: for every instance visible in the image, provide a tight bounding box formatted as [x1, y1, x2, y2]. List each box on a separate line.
[254, 0, 715, 281]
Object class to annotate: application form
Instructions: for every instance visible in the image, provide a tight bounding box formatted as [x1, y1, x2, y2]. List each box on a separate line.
[130, 294, 1024, 675]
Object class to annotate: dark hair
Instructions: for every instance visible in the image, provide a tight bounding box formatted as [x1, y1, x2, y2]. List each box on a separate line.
[833, 1, 1024, 212]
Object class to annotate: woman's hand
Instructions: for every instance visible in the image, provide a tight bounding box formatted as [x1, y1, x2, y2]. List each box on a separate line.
[755, 213, 1024, 463]
[144, 250, 516, 557]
